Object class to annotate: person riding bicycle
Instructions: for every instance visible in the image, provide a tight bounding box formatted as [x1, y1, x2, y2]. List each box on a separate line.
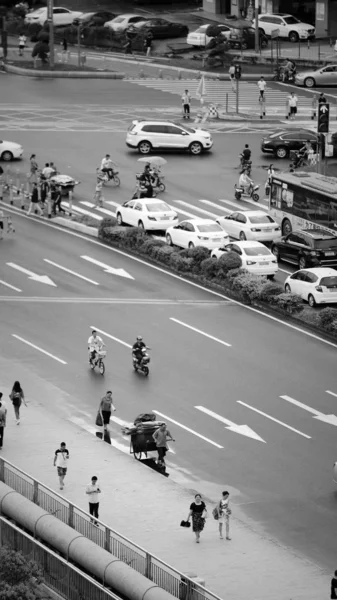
[239, 168, 253, 194]
[100, 154, 117, 179]
[294, 139, 312, 167]
[132, 336, 146, 365]
[240, 144, 251, 169]
[88, 330, 104, 363]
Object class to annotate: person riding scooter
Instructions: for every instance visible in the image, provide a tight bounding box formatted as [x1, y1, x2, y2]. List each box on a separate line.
[238, 168, 254, 194]
[138, 165, 153, 198]
[100, 154, 117, 180]
[88, 329, 105, 364]
[292, 139, 312, 168]
[132, 335, 146, 366]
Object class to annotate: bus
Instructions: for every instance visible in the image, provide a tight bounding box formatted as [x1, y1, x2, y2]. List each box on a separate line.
[269, 171, 337, 237]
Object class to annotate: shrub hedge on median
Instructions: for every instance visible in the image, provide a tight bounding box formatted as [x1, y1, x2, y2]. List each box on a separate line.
[97, 218, 337, 338]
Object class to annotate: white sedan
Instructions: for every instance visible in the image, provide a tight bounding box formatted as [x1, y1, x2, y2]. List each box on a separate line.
[0, 140, 23, 161]
[186, 23, 231, 47]
[116, 198, 178, 231]
[166, 218, 229, 250]
[104, 14, 146, 31]
[24, 7, 83, 26]
[211, 241, 278, 278]
[284, 267, 337, 307]
[216, 210, 281, 243]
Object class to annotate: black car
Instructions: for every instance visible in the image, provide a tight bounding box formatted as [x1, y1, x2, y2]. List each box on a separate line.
[271, 229, 337, 269]
[73, 11, 117, 27]
[261, 128, 319, 159]
[228, 27, 268, 50]
[127, 18, 188, 39]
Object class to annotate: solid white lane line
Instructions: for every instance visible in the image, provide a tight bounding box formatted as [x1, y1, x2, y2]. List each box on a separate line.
[90, 325, 132, 349]
[237, 401, 311, 439]
[153, 410, 224, 449]
[170, 318, 231, 347]
[326, 390, 337, 398]
[43, 259, 99, 285]
[0, 280, 22, 292]
[12, 334, 67, 365]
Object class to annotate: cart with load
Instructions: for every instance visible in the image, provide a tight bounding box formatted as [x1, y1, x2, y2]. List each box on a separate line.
[49, 174, 80, 197]
[122, 413, 165, 460]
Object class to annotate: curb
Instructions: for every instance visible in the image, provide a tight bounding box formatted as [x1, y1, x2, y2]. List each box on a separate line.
[52, 217, 99, 236]
[3, 63, 125, 79]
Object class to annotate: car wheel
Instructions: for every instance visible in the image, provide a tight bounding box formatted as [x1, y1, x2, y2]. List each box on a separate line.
[138, 220, 144, 229]
[289, 31, 299, 43]
[298, 256, 306, 270]
[189, 142, 202, 155]
[116, 212, 123, 226]
[304, 77, 316, 88]
[276, 146, 288, 159]
[272, 246, 280, 261]
[285, 283, 291, 293]
[188, 242, 195, 248]
[166, 233, 173, 246]
[282, 218, 292, 236]
[1, 151, 13, 161]
[239, 231, 246, 241]
[308, 294, 316, 307]
[138, 141, 152, 155]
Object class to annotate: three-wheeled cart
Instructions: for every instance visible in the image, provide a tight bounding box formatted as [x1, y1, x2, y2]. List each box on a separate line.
[122, 413, 165, 461]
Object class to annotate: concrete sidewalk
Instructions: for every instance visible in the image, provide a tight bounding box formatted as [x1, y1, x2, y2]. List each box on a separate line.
[0, 354, 328, 600]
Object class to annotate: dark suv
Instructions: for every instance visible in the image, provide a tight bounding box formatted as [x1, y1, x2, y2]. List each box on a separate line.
[228, 26, 268, 50]
[271, 229, 337, 269]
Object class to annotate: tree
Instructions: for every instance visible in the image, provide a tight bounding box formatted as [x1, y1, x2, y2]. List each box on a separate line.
[0, 546, 45, 600]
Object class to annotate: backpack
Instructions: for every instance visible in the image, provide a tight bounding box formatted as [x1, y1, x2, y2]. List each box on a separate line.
[212, 506, 219, 520]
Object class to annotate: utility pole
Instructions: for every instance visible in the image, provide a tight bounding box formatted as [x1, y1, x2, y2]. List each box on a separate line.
[254, 0, 259, 54]
[1, 15, 8, 59]
[77, 24, 81, 67]
[47, 0, 54, 68]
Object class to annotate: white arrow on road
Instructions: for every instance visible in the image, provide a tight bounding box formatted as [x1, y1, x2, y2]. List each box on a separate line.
[195, 406, 266, 442]
[280, 395, 337, 426]
[6, 263, 56, 287]
[81, 256, 134, 280]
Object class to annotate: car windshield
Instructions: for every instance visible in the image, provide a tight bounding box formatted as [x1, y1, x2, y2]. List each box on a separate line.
[113, 17, 125, 22]
[248, 215, 275, 224]
[146, 203, 171, 212]
[315, 238, 337, 249]
[244, 246, 271, 256]
[197, 223, 223, 233]
[320, 276, 337, 287]
[283, 16, 300, 24]
[195, 26, 207, 33]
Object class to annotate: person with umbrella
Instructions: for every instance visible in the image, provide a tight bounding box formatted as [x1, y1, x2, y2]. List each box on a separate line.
[137, 157, 167, 194]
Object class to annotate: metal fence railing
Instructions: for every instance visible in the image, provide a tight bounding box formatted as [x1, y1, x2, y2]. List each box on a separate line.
[0, 458, 223, 600]
[0, 517, 122, 600]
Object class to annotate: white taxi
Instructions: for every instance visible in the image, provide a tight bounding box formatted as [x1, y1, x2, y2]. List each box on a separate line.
[216, 210, 281, 243]
[166, 218, 229, 250]
[211, 241, 278, 278]
[116, 198, 177, 231]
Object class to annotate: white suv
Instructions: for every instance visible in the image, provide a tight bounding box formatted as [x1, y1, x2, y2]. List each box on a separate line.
[254, 13, 315, 43]
[126, 120, 213, 155]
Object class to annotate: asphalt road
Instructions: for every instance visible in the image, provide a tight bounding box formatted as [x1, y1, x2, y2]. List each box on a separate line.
[1, 214, 337, 573]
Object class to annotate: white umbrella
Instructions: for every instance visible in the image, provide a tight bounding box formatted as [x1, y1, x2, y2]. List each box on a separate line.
[196, 76, 206, 102]
[137, 157, 167, 167]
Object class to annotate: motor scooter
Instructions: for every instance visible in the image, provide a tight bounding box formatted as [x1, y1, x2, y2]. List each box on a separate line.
[234, 182, 260, 202]
[132, 347, 150, 376]
[101, 170, 120, 187]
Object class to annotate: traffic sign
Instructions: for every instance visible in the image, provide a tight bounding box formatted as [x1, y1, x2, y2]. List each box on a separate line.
[318, 102, 329, 133]
[271, 28, 280, 38]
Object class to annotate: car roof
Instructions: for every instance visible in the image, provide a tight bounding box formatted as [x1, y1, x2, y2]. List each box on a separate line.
[295, 228, 337, 239]
[113, 13, 142, 18]
[270, 128, 317, 136]
[296, 267, 337, 275]
[182, 218, 219, 225]
[136, 198, 168, 204]
[231, 240, 268, 247]
[260, 13, 292, 17]
[234, 210, 271, 217]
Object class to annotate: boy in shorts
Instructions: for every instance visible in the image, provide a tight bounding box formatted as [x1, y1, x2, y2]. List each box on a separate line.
[54, 442, 69, 490]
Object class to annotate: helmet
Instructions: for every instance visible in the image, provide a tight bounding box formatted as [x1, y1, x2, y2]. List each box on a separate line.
[136, 336, 143, 341]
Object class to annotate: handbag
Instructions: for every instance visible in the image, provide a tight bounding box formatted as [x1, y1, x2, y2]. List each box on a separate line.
[212, 506, 219, 521]
[202, 509, 208, 519]
[180, 520, 191, 528]
[95, 410, 103, 427]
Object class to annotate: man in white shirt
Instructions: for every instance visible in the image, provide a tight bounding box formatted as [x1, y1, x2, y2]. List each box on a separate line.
[18, 34, 26, 56]
[181, 89, 191, 119]
[53, 442, 69, 490]
[85, 476, 101, 525]
[100, 154, 117, 179]
[88, 330, 104, 362]
[257, 77, 266, 99]
[288, 92, 298, 120]
[42, 163, 54, 179]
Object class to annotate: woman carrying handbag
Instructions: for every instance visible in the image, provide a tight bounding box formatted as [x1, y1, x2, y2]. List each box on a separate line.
[187, 493, 207, 543]
[217, 490, 231, 540]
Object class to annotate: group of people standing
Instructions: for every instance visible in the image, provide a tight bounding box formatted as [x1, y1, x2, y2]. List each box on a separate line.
[28, 155, 64, 216]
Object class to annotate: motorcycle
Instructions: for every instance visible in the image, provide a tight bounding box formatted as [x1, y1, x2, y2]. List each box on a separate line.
[132, 347, 150, 376]
[89, 349, 107, 375]
[132, 176, 157, 199]
[149, 167, 166, 193]
[234, 182, 260, 202]
[273, 66, 296, 83]
[101, 169, 120, 187]
[239, 155, 252, 176]
[289, 150, 307, 170]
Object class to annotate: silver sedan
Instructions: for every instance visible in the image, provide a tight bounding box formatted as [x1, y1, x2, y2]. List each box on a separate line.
[296, 64, 337, 88]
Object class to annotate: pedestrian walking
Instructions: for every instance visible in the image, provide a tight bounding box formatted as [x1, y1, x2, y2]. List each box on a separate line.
[85, 476, 101, 525]
[62, 38, 68, 52]
[27, 183, 43, 216]
[29, 154, 39, 183]
[94, 169, 104, 207]
[318, 92, 327, 105]
[0, 401, 7, 449]
[288, 92, 298, 120]
[152, 423, 175, 466]
[217, 490, 231, 540]
[18, 34, 26, 56]
[331, 570, 337, 599]
[40, 175, 49, 206]
[9, 381, 26, 425]
[51, 184, 64, 214]
[187, 493, 207, 543]
[53, 442, 69, 490]
[99, 391, 116, 431]
[181, 89, 191, 119]
[229, 64, 236, 92]
[257, 76, 266, 99]
[124, 32, 133, 55]
[143, 31, 153, 57]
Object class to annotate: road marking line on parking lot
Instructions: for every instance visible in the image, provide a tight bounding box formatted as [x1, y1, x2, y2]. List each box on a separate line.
[153, 410, 224, 449]
[237, 401, 311, 439]
[326, 390, 337, 398]
[90, 326, 132, 349]
[43, 259, 99, 285]
[0, 280, 22, 292]
[170, 318, 231, 347]
[12, 334, 67, 365]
